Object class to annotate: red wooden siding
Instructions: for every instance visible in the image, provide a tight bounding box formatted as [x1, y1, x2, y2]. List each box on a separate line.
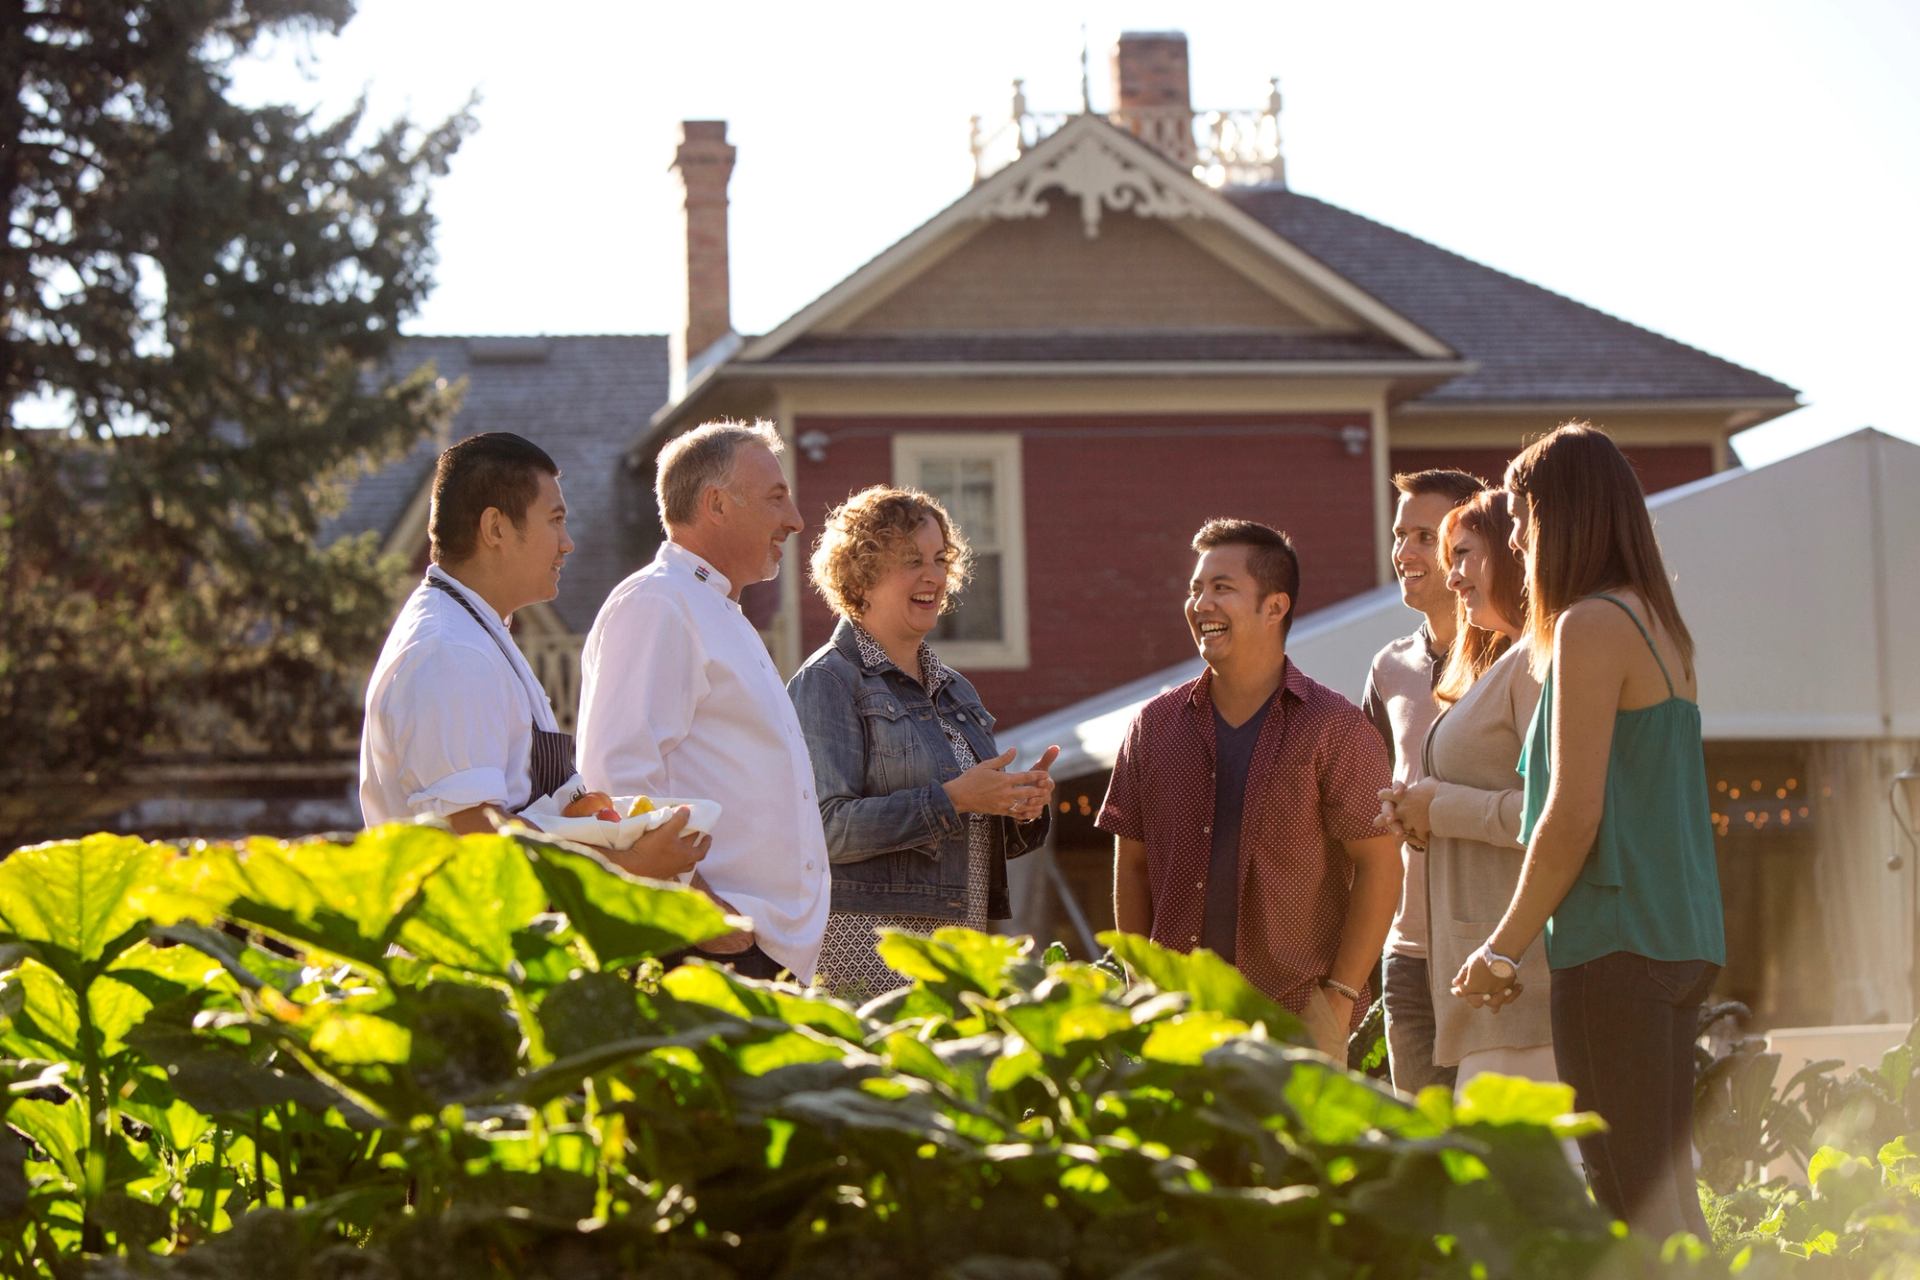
[1387, 445, 1715, 496]
[792, 414, 1378, 727]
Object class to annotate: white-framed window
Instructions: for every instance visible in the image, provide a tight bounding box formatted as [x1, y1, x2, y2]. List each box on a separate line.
[891, 432, 1030, 670]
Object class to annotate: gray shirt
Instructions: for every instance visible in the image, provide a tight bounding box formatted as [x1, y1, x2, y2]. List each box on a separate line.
[1200, 702, 1269, 962]
[1363, 626, 1447, 958]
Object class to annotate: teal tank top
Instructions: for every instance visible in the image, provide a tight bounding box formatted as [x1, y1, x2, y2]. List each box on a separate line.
[1517, 594, 1726, 970]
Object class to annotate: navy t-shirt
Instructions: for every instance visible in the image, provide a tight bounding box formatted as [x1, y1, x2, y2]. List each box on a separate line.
[1200, 701, 1269, 962]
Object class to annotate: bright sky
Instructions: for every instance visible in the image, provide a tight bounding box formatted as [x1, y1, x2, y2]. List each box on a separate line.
[232, 0, 1920, 468]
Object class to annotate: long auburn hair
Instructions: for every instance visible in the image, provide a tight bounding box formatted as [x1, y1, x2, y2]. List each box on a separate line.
[1433, 490, 1528, 705]
[1504, 422, 1694, 681]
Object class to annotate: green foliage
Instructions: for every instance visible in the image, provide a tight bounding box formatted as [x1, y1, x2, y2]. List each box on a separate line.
[0, 824, 1739, 1277]
[1696, 1017, 1920, 1195]
[0, 0, 474, 812]
[1694, 1017, 1920, 1275]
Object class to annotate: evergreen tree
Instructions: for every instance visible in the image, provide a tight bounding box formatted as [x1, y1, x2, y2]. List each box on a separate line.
[0, 2, 474, 810]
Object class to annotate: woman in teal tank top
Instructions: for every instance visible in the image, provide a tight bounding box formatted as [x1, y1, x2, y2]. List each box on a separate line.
[1450, 424, 1724, 1244]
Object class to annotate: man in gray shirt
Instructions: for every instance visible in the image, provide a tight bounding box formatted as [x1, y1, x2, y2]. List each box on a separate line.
[1361, 469, 1484, 1094]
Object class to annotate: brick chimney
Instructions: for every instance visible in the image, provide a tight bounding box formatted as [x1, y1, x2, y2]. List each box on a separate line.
[671, 120, 736, 366]
[1111, 32, 1195, 167]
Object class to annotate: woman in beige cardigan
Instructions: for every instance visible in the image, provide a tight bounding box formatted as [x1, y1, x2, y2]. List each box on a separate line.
[1379, 490, 1554, 1096]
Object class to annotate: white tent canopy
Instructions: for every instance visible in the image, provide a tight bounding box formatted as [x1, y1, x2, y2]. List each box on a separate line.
[1002, 429, 1920, 780]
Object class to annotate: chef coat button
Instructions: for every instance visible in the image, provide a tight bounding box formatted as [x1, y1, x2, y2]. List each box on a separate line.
[1202, 825, 1211, 834]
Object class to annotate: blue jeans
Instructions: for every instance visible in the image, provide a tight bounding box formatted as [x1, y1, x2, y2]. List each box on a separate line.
[1551, 951, 1718, 1241]
[1382, 953, 1457, 1094]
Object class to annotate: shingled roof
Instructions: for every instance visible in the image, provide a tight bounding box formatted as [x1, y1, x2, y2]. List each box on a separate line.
[1223, 185, 1799, 405]
[326, 334, 669, 632]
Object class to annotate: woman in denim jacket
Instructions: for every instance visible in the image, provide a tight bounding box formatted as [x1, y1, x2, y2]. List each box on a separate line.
[788, 486, 1057, 997]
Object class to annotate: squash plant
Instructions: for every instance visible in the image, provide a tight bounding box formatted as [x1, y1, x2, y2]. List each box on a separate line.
[0, 826, 1737, 1278]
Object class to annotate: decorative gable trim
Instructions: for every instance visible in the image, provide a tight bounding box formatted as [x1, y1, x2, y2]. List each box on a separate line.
[975, 123, 1209, 239]
[737, 115, 1455, 366]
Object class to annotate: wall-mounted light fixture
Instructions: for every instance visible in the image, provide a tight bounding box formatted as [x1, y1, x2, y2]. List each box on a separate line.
[797, 429, 830, 464]
[1887, 755, 1919, 870]
[1339, 425, 1369, 457]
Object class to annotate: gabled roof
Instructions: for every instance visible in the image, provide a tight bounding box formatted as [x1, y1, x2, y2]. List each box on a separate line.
[646, 115, 1799, 451]
[1225, 186, 1800, 406]
[744, 114, 1456, 365]
[326, 334, 670, 631]
[644, 116, 1471, 449]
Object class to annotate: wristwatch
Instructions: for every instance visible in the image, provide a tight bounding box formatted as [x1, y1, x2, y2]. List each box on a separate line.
[1475, 943, 1522, 982]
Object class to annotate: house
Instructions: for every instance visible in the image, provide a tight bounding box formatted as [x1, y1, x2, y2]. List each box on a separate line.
[81, 32, 1809, 866]
[641, 32, 1799, 732]
[997, 429, 1920, 1030]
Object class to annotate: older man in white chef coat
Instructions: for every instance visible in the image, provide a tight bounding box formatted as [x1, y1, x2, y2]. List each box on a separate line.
[360, 431, 703, 877]
[577, 419, 830, 981]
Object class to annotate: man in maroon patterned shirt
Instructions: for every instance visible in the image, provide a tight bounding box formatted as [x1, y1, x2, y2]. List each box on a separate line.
[1098, 519, 1400, 1059]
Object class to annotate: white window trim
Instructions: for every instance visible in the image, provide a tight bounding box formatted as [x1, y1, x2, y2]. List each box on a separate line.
[891, 431, 1030, 670]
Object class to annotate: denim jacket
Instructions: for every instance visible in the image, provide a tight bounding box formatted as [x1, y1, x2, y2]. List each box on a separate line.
[786, 618, 1047, 920]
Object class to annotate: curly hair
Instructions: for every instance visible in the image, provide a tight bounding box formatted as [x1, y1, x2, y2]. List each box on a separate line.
[809, 486, 972, 620]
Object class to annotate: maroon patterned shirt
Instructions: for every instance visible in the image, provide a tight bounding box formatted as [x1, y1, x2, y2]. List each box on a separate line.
[1097, 660, 1391, 1016]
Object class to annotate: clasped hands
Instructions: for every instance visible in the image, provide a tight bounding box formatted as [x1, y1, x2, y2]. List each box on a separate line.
[1374, 783, 1525, 1012]
[1450, 948, 1524, 1013]
[1374, 778, 1436, 849]
[943, 744, 1060, 822]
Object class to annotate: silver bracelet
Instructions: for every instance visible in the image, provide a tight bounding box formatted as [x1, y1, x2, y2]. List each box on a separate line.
[1319, 976, 1362, 1001]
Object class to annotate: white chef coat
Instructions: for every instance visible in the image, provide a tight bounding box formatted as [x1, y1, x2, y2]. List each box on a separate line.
[359, 565, 582, 826]
[577, 542, 831, 981]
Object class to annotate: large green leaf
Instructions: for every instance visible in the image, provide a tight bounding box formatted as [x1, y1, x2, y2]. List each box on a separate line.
[519, 835, 731, 968]
[537, 972, 642, 1060]
[396, 835, 547, 979]
[0, 835, 169, 988]
[124, 1016, 341, 1118]
[397, 981, 520, 1103]
[661, 962, 866, 1043]
[149, 922, 308, 995]
[2, 943, 235, 1063]
[1000, 989, 1137, 1057]
[487, 1023, 756, 1107]
[138, 827, 461, 971]
[306, 1012, 412, 1067]
[0, 960, 80, 1060]
[1101, 932, 1305, 1042]
[876, 928, 1036, 997]
[1139, 1011, 1253, 1066]
[9, 1095, 87, 1185]
[1456, 1072, 1600, 1138]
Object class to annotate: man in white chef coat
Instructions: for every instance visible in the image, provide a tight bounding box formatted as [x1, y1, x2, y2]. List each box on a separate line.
[360, 431, 703, 875]
[577, 419, 830, 981]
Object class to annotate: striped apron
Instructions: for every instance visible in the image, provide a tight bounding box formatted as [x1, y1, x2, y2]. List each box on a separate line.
[427, 576, 579, 810]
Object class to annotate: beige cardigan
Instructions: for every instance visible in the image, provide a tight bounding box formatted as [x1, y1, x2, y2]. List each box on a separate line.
[1423, 641, 1552, 1066]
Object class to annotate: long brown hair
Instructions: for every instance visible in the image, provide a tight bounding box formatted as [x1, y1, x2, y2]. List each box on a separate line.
[1504, 422, 1694, 681]
[1433, 490, 1527, 705]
